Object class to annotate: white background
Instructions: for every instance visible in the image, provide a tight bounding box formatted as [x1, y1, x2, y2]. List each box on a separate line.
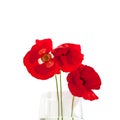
[0, 0, 120, 120]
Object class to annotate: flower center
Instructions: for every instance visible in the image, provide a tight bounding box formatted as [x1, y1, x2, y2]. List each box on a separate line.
[41, 53, 52, 62]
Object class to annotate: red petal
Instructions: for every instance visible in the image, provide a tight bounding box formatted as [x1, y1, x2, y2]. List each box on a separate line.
[67, 65, 101, 101]
[23, 39, 60, 80]
[34, 59, 60, 79]
[82, 90, 99, 101]
[52, 43, 84, 72]
[67, 70, 86, 97]
[78, 65, 101, 90]
[36, 39, 52, 52]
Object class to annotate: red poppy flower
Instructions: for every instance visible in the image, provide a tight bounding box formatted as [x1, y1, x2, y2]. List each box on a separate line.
[23, 39, 60, 80]
[67, 65, 101, 100]
[52, 43, 84, 72]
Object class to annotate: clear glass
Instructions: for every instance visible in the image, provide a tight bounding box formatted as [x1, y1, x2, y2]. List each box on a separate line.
[39, 91, 84, 120]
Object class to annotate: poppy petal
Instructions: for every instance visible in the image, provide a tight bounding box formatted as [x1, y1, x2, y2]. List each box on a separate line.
[52, 43, 84, 72]
[23, 39, 60, 80]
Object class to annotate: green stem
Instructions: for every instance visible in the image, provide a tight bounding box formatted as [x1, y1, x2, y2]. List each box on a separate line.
[55, 75, 60, 120]
[71, 96, 75, 120]
[60, 70, 63, 120]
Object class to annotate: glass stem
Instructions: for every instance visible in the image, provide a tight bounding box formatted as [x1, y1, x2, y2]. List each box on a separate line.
[60, 70, 63, 120]
[80, 98, 84, 119]
[71, 96, 75, 120]
[55, 75, 60, 120]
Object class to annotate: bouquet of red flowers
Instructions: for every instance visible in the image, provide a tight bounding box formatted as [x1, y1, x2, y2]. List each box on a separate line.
[23, 38, 101, 120]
